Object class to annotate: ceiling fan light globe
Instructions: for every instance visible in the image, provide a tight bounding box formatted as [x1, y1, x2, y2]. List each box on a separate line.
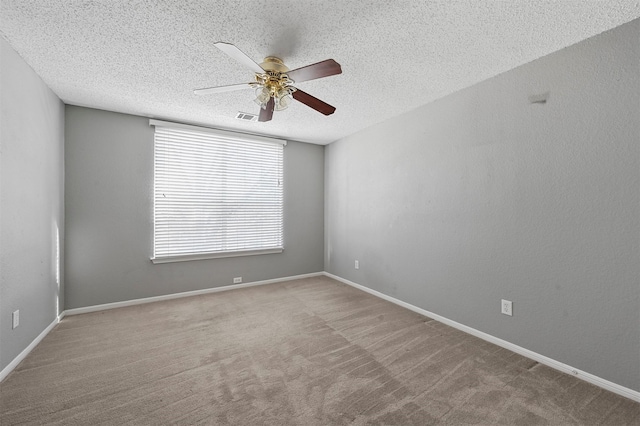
[254, 87, 270, 104]
[275, 93, 292, 111]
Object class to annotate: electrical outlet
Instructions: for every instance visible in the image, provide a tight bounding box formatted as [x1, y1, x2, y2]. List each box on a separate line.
[501, 299, 513, 316]
[12, 310, 19, 329]
[233, 277, 242, 284]
[355, 260, 359, 269]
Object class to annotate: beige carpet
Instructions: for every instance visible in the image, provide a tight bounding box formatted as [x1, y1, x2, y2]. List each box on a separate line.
[1, 276, 638, 425]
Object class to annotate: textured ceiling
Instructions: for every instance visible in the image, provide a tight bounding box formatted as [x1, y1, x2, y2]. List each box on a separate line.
[1, 1, 638, 144]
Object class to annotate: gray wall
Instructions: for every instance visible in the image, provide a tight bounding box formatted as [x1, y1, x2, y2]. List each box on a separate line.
[65, 106, 324, 309]
[0, 38, 65, 372]
[325, 20, 639, 391]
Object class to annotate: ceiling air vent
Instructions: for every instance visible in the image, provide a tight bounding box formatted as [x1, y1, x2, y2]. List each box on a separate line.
[235, 112, 258, 122]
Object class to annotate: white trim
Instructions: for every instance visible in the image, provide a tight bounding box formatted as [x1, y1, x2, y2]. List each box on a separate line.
[65, 272, 323, 316]
[323, 272, 640, 403]
[0, 311, 65, 383]
[149, 118, 287, 146]
[151, 248, 283, 264]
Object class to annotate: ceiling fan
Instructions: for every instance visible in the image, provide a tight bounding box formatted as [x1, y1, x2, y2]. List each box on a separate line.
[194, 42, 342, 122]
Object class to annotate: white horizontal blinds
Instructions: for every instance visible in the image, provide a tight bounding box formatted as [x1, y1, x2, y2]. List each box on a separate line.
[153, 123, 284, 260]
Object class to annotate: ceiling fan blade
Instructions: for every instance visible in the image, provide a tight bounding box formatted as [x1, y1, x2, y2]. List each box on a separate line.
[292, 89, 336, 115]
[258, 98, 275, 122]
[286, 59, 342, 83]
[214, 42, 264, 74]
[193, 83, 254, 95]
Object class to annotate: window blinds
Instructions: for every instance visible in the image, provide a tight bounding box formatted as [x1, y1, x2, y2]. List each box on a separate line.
[151, 120, 285, 263]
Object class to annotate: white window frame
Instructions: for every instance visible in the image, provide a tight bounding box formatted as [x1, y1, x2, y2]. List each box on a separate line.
[150, 119, 286, 264]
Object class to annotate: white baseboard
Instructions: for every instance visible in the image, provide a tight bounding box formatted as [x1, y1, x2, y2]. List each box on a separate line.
[323, 272, 640, 403]
[0, 311, 65, 383]
[65, 272, 324, 316]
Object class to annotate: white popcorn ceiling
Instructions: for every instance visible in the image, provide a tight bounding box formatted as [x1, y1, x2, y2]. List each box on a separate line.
[1, 1, 638, 145]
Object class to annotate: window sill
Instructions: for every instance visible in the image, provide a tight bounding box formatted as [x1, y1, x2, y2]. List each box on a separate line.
[151, 248, 283, 264]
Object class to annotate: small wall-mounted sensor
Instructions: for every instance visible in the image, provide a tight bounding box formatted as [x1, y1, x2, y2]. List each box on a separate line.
[528, 92, 549, 104]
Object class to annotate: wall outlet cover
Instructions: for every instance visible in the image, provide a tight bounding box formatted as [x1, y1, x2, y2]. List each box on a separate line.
[233, 277, 242, 284]
[12, 310, 20, 329]
[501, 299, 513, 316]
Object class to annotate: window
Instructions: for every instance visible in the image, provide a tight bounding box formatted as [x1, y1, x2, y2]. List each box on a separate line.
[150, 119, 285, 263]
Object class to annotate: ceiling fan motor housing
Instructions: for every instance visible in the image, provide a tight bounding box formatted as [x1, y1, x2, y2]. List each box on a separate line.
[259, 56, 289, 73]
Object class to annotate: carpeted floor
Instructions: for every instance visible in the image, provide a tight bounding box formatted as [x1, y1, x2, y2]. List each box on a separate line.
[1, 276, 638, 425]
